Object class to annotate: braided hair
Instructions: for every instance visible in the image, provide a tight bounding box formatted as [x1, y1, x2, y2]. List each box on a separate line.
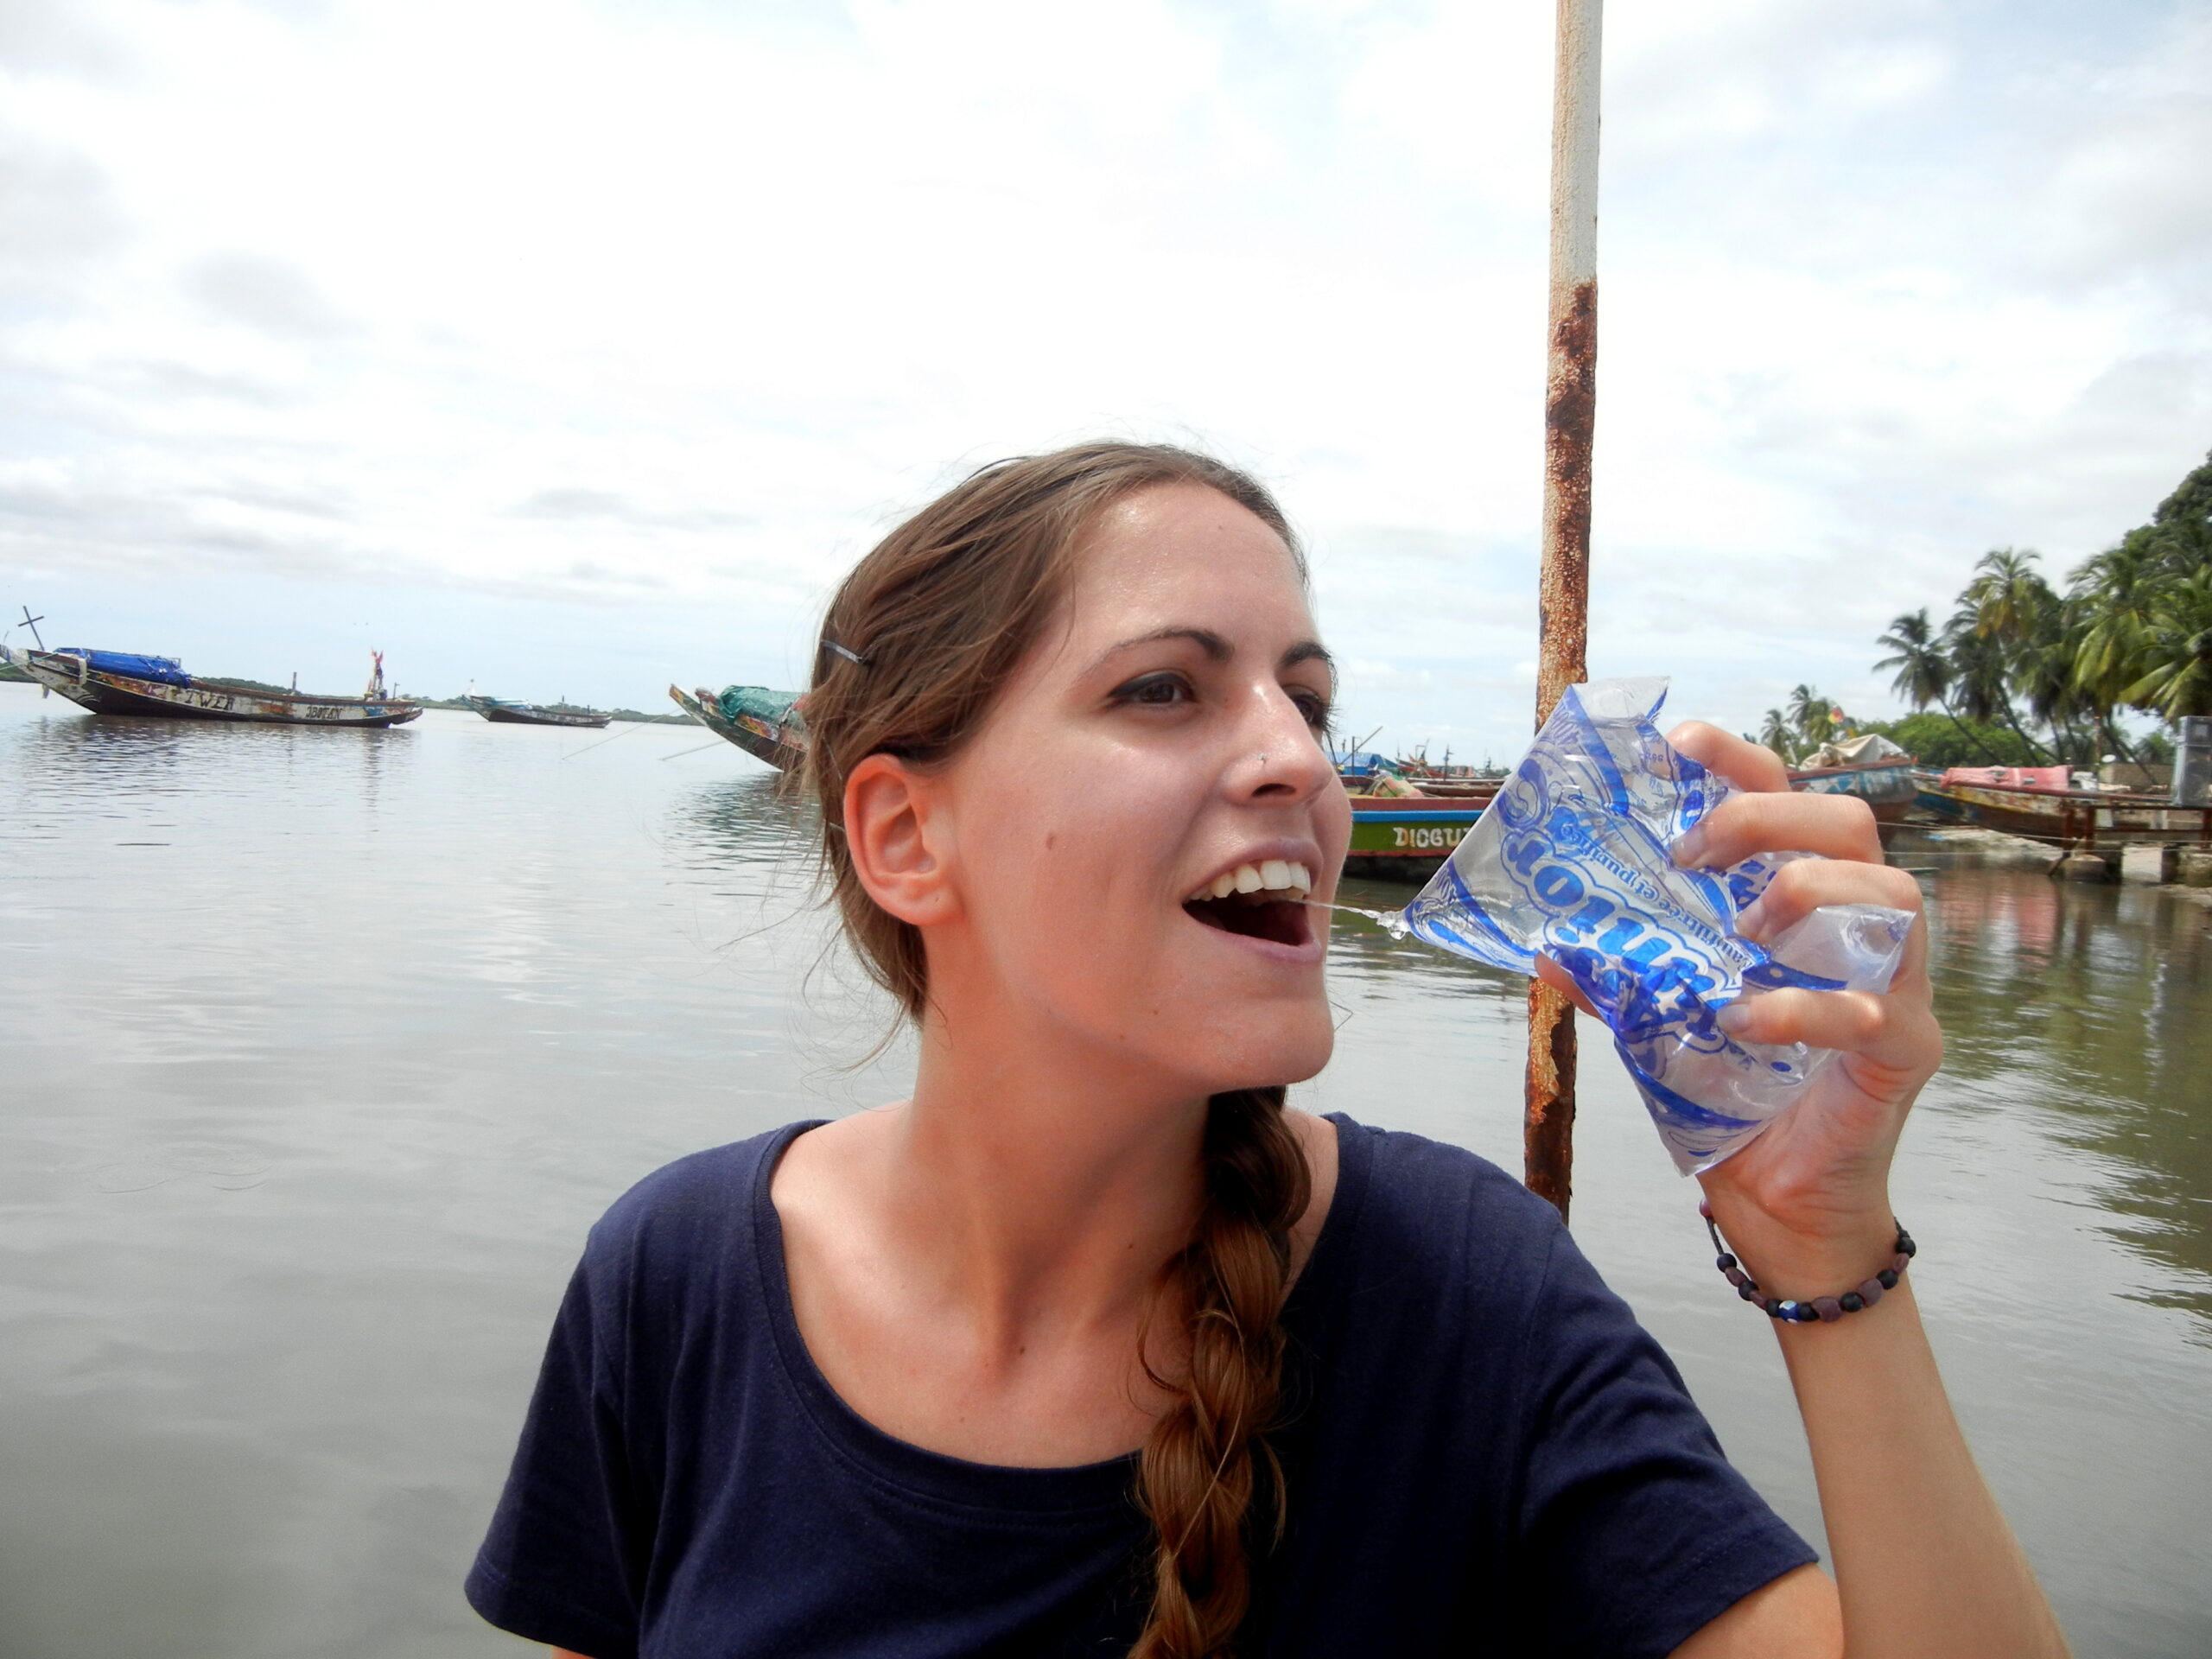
[802, 442, 1314, 1657]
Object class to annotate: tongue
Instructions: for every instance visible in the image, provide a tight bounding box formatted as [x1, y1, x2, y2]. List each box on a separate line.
[1186, 894, 1307, 946]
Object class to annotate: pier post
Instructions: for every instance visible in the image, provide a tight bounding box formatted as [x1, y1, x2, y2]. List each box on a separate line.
[2120, 844, 2178, 885]
[1526, 0, 1602, 1222]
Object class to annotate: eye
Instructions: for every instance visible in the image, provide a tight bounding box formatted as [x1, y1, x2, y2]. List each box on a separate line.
[1111, 671, 1196, 709]
[1289, 688, 1333, 733]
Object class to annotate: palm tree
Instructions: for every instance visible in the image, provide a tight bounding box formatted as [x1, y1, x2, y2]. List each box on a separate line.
[1873, 609, 1948, 708]
[2069, 538, 2165, 763]
[1885, 451, 2212, 763]
[2018, 612, 2094, 766]
[1758, 707, 1797, 763]
[1873, 607, 2002, 761]
[1989, 569, 2091, 764]
[2142, 449, 2212, 574]
[1786, 683, 1836, 753]
[1948, 554, 2057, 761]
[1945, 609, 2053, 763]
[2122, 568, 2212, 722]
[1963, 547, 2052, 644]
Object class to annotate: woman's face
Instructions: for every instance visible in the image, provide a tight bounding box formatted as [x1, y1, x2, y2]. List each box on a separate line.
[927, 481, 1351, 1096]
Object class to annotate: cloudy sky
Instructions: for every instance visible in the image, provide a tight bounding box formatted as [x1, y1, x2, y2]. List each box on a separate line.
[3, 0, 2207, 750]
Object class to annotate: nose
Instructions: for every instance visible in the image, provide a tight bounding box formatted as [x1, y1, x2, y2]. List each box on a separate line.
[1229, 684, 1336, 804]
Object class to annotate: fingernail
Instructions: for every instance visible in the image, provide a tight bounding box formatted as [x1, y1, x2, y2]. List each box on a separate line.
[1715, 1001, 1752, 1034]
[1734, 898, 1767, 940]
[1671, 826, 1708, 868]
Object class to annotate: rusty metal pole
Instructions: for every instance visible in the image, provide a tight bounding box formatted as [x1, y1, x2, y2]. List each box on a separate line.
[1525, 0, 1601, 1222]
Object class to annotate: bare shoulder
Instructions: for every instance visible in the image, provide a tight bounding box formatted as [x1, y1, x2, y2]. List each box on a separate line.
[1669, 1564, 1841, 1659]
[768, 1103, 906, 1211]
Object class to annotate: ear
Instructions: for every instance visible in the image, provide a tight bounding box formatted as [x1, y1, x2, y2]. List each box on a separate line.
[843, 753, 960, 927]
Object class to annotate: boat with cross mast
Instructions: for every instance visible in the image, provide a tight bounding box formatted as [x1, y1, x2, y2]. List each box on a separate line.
[2, 615, 420, 728]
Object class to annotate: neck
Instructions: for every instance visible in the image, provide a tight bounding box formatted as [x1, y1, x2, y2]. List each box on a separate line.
[878, 1001, 1210, 1344]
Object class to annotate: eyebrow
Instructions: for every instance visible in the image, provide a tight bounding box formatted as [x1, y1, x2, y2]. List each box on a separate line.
[1090, 627, 1334, 677]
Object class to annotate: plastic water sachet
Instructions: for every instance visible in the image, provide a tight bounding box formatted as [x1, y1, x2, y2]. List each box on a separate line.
[1391, 677, 1914, 1174]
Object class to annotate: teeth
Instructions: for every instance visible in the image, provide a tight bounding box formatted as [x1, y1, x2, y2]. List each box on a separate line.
[1188, 861, 1318, 903]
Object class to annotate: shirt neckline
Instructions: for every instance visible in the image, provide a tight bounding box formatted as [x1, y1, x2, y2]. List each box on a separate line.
[746, 1109, 1373, 1518]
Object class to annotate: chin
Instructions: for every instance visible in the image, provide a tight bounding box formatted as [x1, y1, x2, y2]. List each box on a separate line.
[1187, 1005, 1335, 1096]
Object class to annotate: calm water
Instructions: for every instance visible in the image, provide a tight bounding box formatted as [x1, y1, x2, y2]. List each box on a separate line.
[2, 684, 2207, 1658]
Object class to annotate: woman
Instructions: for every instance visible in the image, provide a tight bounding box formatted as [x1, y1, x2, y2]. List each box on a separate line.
[467, 443, 2069, 1657]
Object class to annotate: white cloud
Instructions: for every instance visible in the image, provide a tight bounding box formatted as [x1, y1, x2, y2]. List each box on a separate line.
[1, 0, 2205, 732]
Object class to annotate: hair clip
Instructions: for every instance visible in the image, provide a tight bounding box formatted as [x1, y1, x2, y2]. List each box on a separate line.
[822, 639, 868, 668]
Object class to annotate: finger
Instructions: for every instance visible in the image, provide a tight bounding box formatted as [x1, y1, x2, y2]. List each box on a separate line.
[1668, 721, 1790, 795]
[1673, 789, 1883, 871]
[1738, 866, 1933, 995]
[1717, 987, 1941, 1082]
[1535, 953, 1601, 1017]
[1734, 858, 1924, 944]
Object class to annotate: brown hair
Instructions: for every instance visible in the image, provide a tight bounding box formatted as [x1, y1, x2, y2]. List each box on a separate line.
[804, 442, 1313, 1657]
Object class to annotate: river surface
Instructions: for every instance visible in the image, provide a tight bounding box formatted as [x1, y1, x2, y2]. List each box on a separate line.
[2, 685, 2207, 1658]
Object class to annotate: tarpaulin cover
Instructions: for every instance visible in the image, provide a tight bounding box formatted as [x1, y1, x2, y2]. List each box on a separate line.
[716, 685, 804, 733]
[60, 649, 192, 687]
[1806, 733, 1909, 766]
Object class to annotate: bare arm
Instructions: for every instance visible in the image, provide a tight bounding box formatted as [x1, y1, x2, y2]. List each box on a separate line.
[1599, 725, 2071, 1659]
[1666, 1272, 2065, 1659]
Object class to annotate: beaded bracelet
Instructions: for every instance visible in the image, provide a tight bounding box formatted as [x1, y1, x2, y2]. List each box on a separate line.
[1700, 1199, 1916, 1324]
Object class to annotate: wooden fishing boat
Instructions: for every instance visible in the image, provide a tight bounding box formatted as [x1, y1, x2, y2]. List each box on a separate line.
[1336, 750, 1503, 800]
[1913, 773, 2210, 848]
[0, 643, 421, 728]
[462, 694, 610, 729]
[1389, 760, 1504, 798]
[1390, 776, 1494, 798]
[1343, 750, 1917, 885]
[669, 683, 807, 771]
[1343, 782, 1499, 881]
[1786, 756, 1917, 823]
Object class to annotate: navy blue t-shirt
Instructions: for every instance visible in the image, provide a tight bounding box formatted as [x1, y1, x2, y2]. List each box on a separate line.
[467, 1116, 1813, 1657]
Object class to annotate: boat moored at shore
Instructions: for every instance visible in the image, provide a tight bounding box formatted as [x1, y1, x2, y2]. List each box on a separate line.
[1344, 782, 1500, 881]
[1, 643, 423, 728]
[1914, 772, 2211, 849]
[1785, 756, 1919, 823]
[1345, 750, 1918, 884]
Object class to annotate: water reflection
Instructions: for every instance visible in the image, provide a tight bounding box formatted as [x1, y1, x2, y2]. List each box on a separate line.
[667, 772, 817, 871]
[0, 707, 416, 840]
[1928, 870, 2212, 1321]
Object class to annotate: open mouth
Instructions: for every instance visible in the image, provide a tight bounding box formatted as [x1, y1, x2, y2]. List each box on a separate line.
[1183, 860, 1315, 949]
